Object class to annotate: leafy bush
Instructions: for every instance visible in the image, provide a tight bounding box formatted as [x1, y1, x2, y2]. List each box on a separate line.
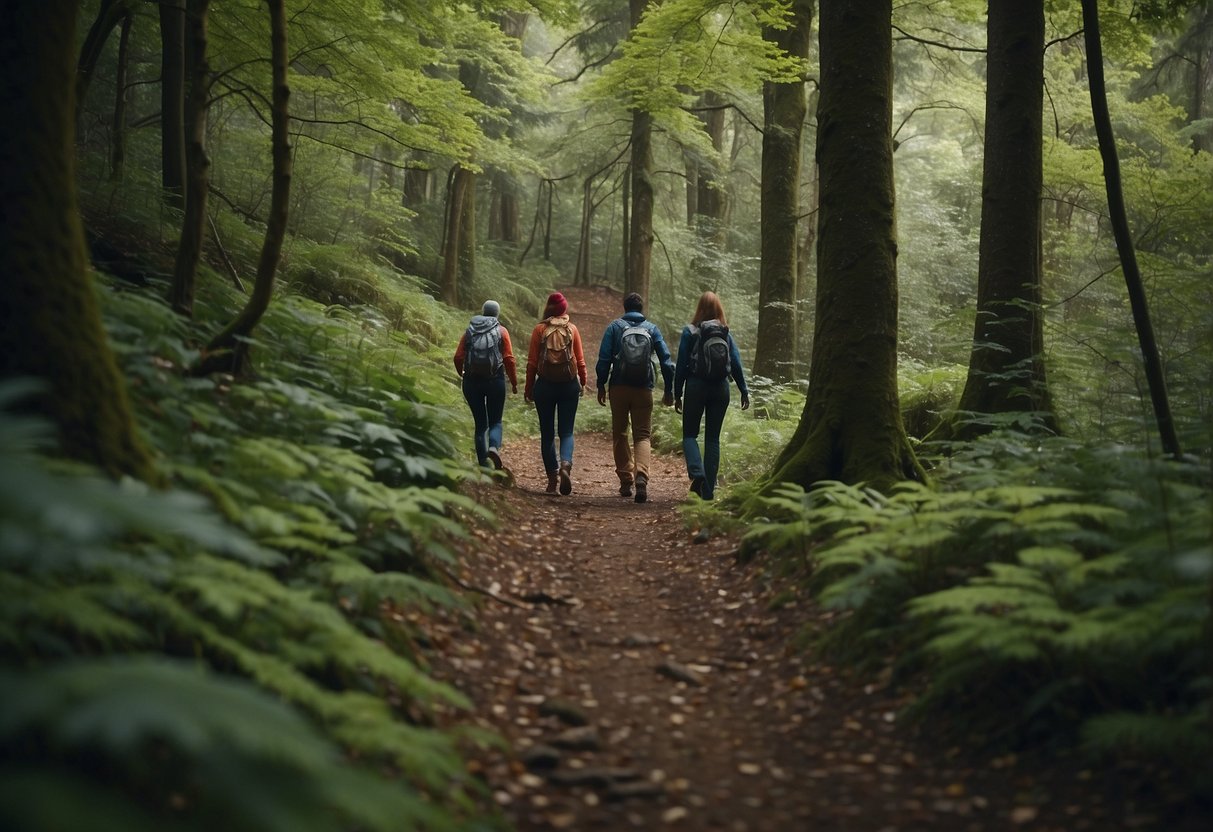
[745, 433, 1211, 783]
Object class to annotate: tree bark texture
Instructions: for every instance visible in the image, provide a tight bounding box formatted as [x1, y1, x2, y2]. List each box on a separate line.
[458, 170, 477, 302]
[946, 0, 1056, 439]
[770, 0, 922, 492]
[109, 9, 133, 179]
[200, 0, 291, 375]
[754, 0, 813, 383]
[1081, 0, 1182, 458]
[169, 0, 212, 317]
[439, 165, 470, 305]
[625, 0, 654, 302]
[0, 0, 154, 481]
[159, 0, 187, 210]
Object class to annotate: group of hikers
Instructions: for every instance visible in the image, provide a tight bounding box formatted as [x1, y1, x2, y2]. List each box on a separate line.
[453, 290, 750, 502]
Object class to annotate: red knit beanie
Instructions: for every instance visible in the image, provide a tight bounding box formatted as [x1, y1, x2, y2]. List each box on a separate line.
[545, 292, 568, 317]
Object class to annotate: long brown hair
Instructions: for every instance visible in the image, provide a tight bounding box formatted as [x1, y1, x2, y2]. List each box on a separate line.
[691, 291, 726, 326]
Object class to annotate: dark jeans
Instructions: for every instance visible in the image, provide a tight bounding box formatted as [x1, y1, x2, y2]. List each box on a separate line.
[462, 374, 506, 467]
[682, 377, 730, 498]
[532, 377, 581, 473]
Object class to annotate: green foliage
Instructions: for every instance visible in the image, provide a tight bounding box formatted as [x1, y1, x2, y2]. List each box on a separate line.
[746, 432, 1211, 783]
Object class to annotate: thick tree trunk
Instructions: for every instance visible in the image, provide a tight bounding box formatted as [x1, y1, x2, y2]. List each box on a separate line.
[944, 0, 1056, 440]
[0, 0, 154, 481]
[109, 9, 133, 180]
[199, 0, 290, 376]
[1081, 0, 1182, 458]
[625, 0, 654, 302]
[169, 0, 212, 317]
[694, 90, 727, 237]
[770, 0, 922, 492]
[754, 0, 813, 383]
[159, 0, 187, 210]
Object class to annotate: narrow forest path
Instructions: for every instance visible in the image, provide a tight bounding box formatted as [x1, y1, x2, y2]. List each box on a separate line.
[431, 437, 1158, 831]
[423, 287, 1176, 830]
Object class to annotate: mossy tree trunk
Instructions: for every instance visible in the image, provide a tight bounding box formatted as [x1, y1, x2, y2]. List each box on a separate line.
[769, 0, 923, 493]
[943, 0, 1056, 440]
[0, 0, 154, 481]
[457, 171, 477, 302]
[753, 0, 813, 384]
[439, 164, 471, 306]
[199, 0, 290, 376]
[158, 0, 187, 211]
[168, 0, 211, 317]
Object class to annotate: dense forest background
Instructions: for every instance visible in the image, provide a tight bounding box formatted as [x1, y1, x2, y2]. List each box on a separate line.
[0, 0, 1210, 829]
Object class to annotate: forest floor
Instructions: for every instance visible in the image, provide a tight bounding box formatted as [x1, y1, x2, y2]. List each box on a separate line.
[422, 287, 1201, 832]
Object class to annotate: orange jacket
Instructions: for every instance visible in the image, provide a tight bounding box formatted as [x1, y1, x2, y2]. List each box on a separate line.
[525, 317, 587, 398]
[453, 325, 518, 390]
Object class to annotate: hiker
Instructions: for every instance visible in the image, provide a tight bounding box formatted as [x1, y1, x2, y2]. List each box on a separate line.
[454, 300, 518, 469]
[525, 292, 588, 495]
[674, 290, 750, 500]
[596, 292, 675, 504]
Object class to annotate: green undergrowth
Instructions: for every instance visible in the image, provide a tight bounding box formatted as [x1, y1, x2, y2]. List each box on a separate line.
[743, 432, 1212, 794]
[1, 266, 510, 829]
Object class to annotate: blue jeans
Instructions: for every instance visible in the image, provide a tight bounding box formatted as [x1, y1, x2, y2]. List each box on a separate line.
[462, 374, 506, 466]
[532, 378, 581, 473]
[682, 377, 730, 498]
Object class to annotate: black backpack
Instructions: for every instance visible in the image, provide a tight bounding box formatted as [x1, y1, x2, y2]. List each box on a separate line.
[613, 323, 654, 386]
[691, 320, 731, 381]
[463, 316, 503, 378]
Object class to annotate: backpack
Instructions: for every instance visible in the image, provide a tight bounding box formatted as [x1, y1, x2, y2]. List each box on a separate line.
[691, 319, 731, 382]
[463, 316, 503, 378]
[613, 323, 654, 386]
[537, 316, 576, 382]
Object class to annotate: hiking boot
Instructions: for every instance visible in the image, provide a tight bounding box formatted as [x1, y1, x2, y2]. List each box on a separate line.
[619, 481, 632, 497]
[546, 471, 558, 493]
[634, 474, 648, 504]
[558, 461, 573, 495]
[689, 476, 704, 498]
[486, 448, 502, 470]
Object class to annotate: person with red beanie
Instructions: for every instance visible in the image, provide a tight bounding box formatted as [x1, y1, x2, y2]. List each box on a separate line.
[525, 292, 588, 494]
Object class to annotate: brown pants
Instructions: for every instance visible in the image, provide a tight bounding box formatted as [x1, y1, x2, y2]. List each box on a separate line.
[609, 384, 653, 485]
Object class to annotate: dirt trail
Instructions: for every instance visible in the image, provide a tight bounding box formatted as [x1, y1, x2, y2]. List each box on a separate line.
[424, 287, 1186, 830]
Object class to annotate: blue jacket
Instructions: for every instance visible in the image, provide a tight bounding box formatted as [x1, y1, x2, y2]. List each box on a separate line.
[596, 311, 675, 392]
[673, 324, 748, 400]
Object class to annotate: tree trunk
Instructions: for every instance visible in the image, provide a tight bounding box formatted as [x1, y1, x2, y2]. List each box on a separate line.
[169, 0, 212, 317]
[109, 9, 133, 180]
[439, 165, 469, 306]
[75, 0, 136, 127]
[575, 176, 594, 285]
[159, 0, 187, 210]
[458, 170, 477, 302]
[753, 0, 813, 383]
[625, 0, 654, 302]
[695, 90, 727, 236]
[199, 0, 290, 376]
[938, 0, 1056, 441]
[1081, 0, 1182, 458]
[402, 166, 429, 207]
[769, 0, 922, 493]
[0, 0, 154, 481]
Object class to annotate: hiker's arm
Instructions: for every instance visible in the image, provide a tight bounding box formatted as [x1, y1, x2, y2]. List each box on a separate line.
[595, 323, 615, 391]
[500, 328, 518, 392]
[454, 332, 467, 377]
[654, 327, 676, 395]
[524, 325, 541, 401]
[729, 335, 750, 409]
[673, 326, 691, 400]
[572, 326, 588, 388]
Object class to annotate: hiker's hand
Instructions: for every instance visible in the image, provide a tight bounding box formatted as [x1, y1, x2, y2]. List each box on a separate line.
[674, 398, 682, 414]
[741, 393, 750, 411]
[511, 384, 518, 395]
[524, 393, 533, 404]
[661, 391, 674, 408]
[597, 388, 606, 406]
